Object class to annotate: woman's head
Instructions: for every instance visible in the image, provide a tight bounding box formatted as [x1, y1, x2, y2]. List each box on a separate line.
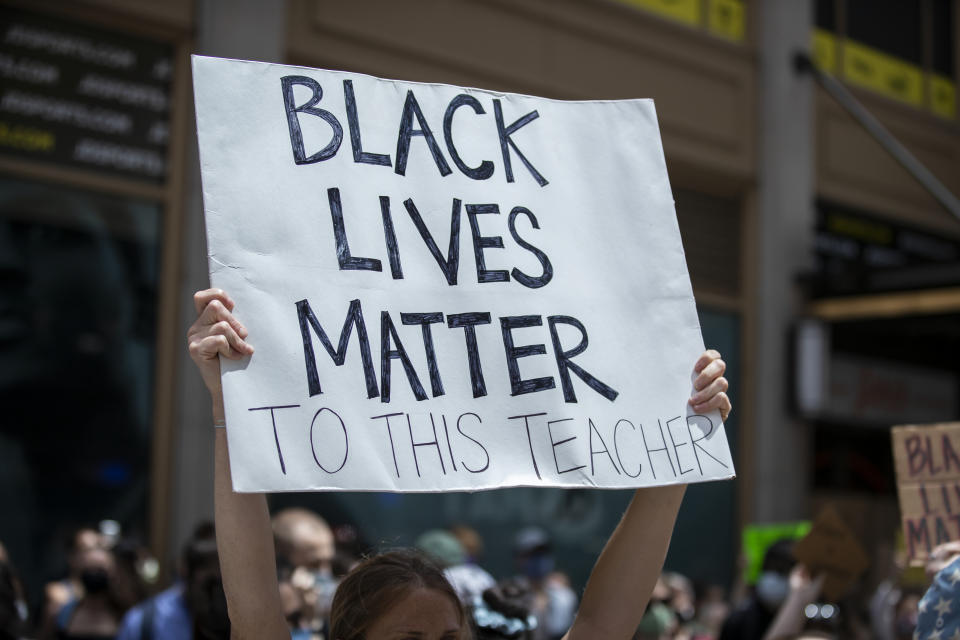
[329, 548, 465, 640]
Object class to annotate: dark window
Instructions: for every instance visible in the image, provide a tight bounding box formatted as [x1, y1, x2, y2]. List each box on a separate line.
[846, 0, 923, 64]
[0, 175, 160, 601]
[814, 0, 836, 31]
[932, 0, 955, 76]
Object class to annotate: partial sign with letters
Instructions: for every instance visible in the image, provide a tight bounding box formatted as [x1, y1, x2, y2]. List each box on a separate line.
[191, 55, 735, 493]
[892, 423, 960, 564]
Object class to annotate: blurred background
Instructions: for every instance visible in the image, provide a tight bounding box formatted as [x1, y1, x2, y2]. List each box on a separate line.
[0, 0, 958, 636]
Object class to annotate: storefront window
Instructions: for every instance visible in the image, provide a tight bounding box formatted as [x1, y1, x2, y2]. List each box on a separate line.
[0, 175, 160, 599]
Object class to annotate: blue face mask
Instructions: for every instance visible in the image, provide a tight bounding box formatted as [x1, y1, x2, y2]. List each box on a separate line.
[522, 553, 555, 580]
[755, 571, 789, 610]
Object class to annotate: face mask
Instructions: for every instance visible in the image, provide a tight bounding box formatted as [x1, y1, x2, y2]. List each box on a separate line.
[755, 571, 789, 610]
[80, 568, 110, 595]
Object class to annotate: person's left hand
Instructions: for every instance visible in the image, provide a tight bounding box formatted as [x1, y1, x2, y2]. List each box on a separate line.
[690, 350, 731, 422]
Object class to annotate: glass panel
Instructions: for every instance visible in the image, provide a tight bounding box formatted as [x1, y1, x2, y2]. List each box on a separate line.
[932, 0, 955, 77]
[815, 0, 837, 31]
[0, 175, 160, 601]
[846, 0, 922, 64]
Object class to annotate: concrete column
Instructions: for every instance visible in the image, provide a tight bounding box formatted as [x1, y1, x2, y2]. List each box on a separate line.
[753, 0, 815, 522]
[168, 0, 287, 559]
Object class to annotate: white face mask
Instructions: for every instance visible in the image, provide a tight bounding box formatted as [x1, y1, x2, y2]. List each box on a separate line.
[755, 571, 789, 609]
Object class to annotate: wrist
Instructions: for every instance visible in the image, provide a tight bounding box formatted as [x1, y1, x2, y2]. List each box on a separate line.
[210, 390, 226, 423]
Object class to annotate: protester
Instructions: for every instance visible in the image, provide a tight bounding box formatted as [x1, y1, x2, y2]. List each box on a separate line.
[760, 564, 823, 640]
[187, 287, 732, 639]
[416, 529, 496, 604]
[512, 527, 577, 640]
[115, 522, 229, 640]
[914, 543, 960, 640]
[472, 577, 537, 640]
[53, 546, 125, 640]
[685, 583, 729, 640]
[719, 539, 796, 640]
[272, 508, 337, 635]
[450, 525, 486, 567]
[663, 572, 696, 628]
[40, 527, 104, 637]
[0, 544, 28, 640]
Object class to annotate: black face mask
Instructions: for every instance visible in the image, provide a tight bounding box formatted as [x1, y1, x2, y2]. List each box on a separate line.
[187, 576, 230, 640]
[80, 568, 110, 595]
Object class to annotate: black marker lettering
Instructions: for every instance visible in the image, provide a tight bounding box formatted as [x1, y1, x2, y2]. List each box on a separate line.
[403, 197, 461, 285]
[327, 188, 381, 272]
[588, 419, 620, 475]
[447, 312, 491, 398]
[614, 419, 642, 478]
[508, 206, 553, 289]
[343, 79, 391, 166]
[640, 419, 677, 480]
[379, 196, 403, 279]
[370, 412, 404, 478]
[686, 415, 729, 474]
[467, 203, 509, 283]
[380, 311, 428, 403]
[407, 413, 445, 477]
[280, 76, 342, 164]
[309, 407, 348, 474]
[456, 412, 490, 473]
[395, 89, 452, 177]
[509, 412, 547, 480]
[547, 315, 618, 403]
[547, 418, 586, 475]
[666, 416, 693, 475]
[501, 315, 555, 396]
[443, 94, 495, 180]
[493, 99, 548, 186]
[296, 299, 378, 398]
[249, 404, 300, 475]
[401, 312, 445, 397]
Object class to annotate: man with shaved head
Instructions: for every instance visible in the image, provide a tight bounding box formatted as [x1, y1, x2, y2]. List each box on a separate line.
[272, 508, 337, 637]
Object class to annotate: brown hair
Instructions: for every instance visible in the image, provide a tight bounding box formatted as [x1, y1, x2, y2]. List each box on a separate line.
[329, 548, 465, 640]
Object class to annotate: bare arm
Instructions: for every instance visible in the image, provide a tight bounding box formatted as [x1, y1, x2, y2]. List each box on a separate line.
[188, 289, 289, 640]
[761, 565, 823, 640]
[565, 351, 731, 640]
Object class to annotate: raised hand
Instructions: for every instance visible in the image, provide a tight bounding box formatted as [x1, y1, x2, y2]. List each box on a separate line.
[690, 349, 731, 421]
[186, 288, 254, 398]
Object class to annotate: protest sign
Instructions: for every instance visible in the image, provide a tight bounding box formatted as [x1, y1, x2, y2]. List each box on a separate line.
[892, 423, 960, 564]
[793, 505, 869, 601]
[741, 521, 811, 585]
[191, 55, 735, 493]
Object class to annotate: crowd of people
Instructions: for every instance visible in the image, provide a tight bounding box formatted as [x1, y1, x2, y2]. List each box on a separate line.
[0, 515, 956, 640]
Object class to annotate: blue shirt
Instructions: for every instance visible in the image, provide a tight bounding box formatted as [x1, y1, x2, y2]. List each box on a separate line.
[116, 585, 191, 640]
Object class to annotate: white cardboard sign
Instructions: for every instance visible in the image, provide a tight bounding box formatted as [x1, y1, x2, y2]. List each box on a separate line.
[192, 55, 735, 493]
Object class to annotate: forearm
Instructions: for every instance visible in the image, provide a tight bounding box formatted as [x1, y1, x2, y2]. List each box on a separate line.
[761, 593, 809, 640]
[566, 484, 686, 639]
[213, 402, 288, 639]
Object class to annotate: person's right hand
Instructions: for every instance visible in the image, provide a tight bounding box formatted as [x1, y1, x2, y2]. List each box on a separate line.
[187, 288, 254, 400]
[926, 541, 960, 581]
[786, 563, 824, 605]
